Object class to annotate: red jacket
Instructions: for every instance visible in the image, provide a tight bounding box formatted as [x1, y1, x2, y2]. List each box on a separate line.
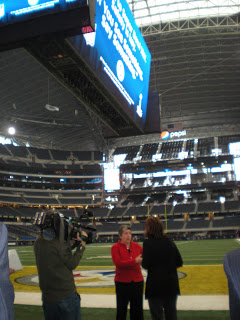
[111, 241, 143, 283]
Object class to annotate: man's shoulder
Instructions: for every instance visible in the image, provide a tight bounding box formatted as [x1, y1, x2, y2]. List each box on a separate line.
[35, 235, 44, 242]
[0, 222, 7, 234]
[224, 248, 240, 263]
[34, 236, 58, 247]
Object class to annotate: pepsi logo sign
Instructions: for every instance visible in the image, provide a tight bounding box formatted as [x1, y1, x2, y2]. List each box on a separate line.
[161, 131, 170, 140]
[161, 130, 186, 140]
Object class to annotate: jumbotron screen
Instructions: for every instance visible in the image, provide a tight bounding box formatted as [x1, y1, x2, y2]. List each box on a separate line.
[0, 0, 88, 25]
[68, 0, 151, 129]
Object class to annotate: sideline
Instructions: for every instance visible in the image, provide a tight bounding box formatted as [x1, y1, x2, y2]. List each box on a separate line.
[14, 292, 229, 311]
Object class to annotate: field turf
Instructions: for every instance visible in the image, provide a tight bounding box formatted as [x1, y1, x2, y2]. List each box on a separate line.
[14, 305, 231, 320]
[12, 238, 240, 267]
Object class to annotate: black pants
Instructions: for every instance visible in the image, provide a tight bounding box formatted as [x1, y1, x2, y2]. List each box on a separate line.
[115, 281, 144, 320]
[148, 296, 177, 320]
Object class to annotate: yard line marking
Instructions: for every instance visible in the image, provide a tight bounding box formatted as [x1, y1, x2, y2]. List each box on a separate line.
[184, 253, 222, 257]
[87, 256, 112, 260]
[176, 241, 193, 245]
[88, 245, 112, 248]
[17, 253, 33, 255]
[183, 258, 223, 261]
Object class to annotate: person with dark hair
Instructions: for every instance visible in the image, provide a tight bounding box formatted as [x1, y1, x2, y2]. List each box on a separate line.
[0, 222, 15, 320]
[142, 216, 183, 320]
[34, 221, 87, 320]
[111, 225, 144, 320]
[224, 248, 240, 320]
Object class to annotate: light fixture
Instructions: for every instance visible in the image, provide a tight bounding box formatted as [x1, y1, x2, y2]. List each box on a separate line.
[45, 104, 59, 112]
[8, 127, 16, 135]
[45, 77, 59, 112]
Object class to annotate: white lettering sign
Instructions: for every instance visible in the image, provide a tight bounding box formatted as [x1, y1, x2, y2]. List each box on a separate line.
[97, 0, 147, 81]
[170, 130, 187, 138]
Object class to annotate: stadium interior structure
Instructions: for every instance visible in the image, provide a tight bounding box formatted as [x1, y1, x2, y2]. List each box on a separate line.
[0, 1, 240, 244]
[1, 134, 240, 243]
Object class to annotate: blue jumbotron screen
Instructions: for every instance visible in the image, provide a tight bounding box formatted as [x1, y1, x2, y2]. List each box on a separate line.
[0, 0, 87, 24]
[68, 0, 151, 129]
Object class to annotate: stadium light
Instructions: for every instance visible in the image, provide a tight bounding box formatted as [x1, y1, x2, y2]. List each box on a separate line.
[8, 126, 16, 135]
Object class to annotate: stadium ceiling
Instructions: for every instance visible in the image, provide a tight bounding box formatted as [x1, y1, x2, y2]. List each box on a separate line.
[126, 0, 240, 27]
[0, 0, 240, 151]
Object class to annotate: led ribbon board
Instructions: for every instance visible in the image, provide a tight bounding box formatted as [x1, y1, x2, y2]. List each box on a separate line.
[0, 0, 94, 50]
[68, 0, 151, 129]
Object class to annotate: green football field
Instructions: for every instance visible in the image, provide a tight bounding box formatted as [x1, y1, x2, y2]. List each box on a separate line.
[12, 239, 239, 320]
[12, 238, 240, 267]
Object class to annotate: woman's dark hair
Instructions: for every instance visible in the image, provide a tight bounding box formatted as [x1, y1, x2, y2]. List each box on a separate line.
[144, 216, 165, 239]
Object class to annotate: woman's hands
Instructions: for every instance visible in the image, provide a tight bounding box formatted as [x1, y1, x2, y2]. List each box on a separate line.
[135, 254, 143, 264]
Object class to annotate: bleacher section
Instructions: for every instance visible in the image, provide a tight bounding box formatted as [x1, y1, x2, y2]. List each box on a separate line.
[0, 144, 11, 156]
[29, 147, 51, 160]
[131, 178, 146, 188]
[0, 144, 103, 164]
[218, 135, 240, 154]
[140, 143, 158, 161]
[71, 151, 92, 161]
[5, 145, 29, 158]
[212, 216, 240, 228]
[111, 135, 240, 164]
[164, 220, 185, 230]
[122, 194, 146, 205]
[0, 136, 240, 240]
[109, 207, 126, 217]
[7, 224, 39, 240]
[97, 222, 119, 233]
[131, 223, 145, 232]
[113, 146, 140, 161]
[0, 207, 37, 217]
[146, 193, 166, 204]
[0, 144, 104, 207]
[225, 200, 240, 211]
[93, 208, 109, 218]
[185, 139, 194, 157]
[97, 215, 239, 235]
[125, 206, 149, 217]
[173, 203, 195, 214]
[50, 150, 71, 161]
[151, 205, 173, 215]
[186, 219, 210, 229]
[161, 141, 183, 159]
[197, 137, 214, 156]
[197, 202, 222, 213]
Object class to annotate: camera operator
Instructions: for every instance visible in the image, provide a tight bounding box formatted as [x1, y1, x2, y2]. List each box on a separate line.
[34, 223, 88, 320]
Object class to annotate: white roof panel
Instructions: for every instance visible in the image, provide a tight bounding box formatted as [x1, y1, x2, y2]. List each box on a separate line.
[127, 0, 240, 27]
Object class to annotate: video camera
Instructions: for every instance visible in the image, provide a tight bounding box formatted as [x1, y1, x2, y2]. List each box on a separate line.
[33, 208, 96, 245]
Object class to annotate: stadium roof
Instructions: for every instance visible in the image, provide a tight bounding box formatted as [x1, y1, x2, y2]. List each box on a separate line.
[0, 0, 240, 151]
[127, 0, 240, 27]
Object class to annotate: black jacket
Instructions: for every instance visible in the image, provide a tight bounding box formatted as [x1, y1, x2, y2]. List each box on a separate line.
[142, 236, 183, 299]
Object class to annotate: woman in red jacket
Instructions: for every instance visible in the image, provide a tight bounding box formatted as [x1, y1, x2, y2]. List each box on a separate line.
[111, 225, 144, 320]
